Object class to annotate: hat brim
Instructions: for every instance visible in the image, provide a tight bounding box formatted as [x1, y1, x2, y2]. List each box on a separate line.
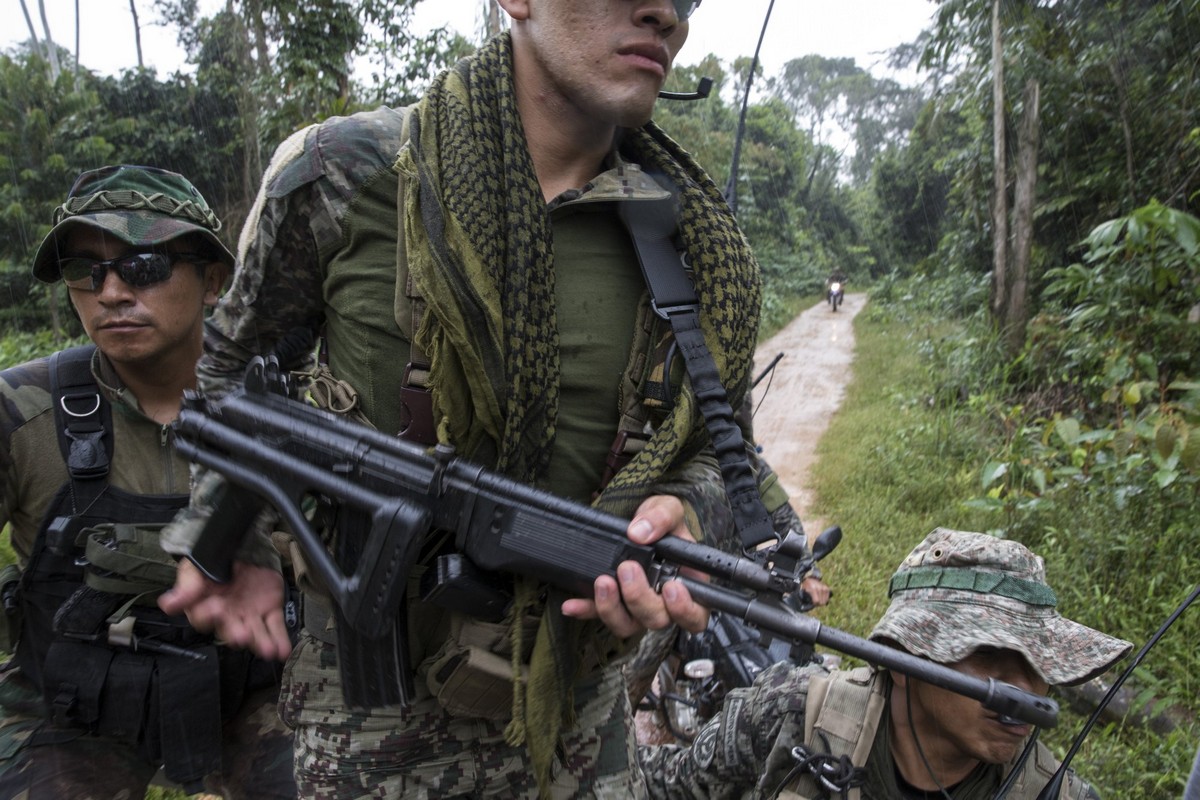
[869, 591, 1132, 686]
[32, 213, 235, 283]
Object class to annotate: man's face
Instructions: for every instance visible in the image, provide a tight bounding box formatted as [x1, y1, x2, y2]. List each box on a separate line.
[903, 647, 1050, 768]
[509, 0, 690, 129]
[63, 226, 222, 371]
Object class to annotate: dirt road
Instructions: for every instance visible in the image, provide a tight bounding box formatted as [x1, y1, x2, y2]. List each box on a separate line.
[634, 293, 865, 744]
[749, 292, 867, 530]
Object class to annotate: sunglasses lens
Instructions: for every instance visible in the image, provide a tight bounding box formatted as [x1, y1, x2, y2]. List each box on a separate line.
[58, 252, 175, 290]
[59, 258, 99, 289]
[675, 0, 700, 20]
[116, 252, 174, 287]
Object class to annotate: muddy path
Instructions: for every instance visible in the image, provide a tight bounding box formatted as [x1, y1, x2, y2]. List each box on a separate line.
[749, 292, 867, 533]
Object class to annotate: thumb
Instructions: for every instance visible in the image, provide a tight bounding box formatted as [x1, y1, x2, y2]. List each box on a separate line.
[157, 558, 208, 614]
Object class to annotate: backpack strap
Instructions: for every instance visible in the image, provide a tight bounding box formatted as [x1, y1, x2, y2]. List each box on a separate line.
[48, 344, 113, 518]
[779, 667, 881, 799]
[391, 107, 440, 446]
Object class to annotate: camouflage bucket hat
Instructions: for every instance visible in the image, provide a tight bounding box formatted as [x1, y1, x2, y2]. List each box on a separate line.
[869, 528, 1132, 686]
[32, 164, 235, 283]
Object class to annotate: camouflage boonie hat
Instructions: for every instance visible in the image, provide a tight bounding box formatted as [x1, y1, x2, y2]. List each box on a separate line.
[869, 528, 1132, 686]
[32, 164, 235, 282]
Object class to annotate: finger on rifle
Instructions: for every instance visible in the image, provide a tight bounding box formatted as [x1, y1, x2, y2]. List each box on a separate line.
[627, 495, 688, 545]
[613, 561, 672, 633]
[661, 579, 708, 633]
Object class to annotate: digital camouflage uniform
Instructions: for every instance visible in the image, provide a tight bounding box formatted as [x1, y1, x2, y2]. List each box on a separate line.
[0, 166, 296, 799]
[163, 32, 777, 799]
[638, 529, 1133, 800]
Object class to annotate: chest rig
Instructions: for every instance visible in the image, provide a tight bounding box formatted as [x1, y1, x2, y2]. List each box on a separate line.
[12, 345, 261, 793]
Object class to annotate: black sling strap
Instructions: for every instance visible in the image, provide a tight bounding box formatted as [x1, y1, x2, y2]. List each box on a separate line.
[618, 199, 775, 551]
[49, 344, 113, 516]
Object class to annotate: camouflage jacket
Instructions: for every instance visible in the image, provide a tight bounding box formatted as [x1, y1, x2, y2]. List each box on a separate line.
[163, 105, 774, 566]
[638, 663, 1098, 800]
[0, 348, 190, 568]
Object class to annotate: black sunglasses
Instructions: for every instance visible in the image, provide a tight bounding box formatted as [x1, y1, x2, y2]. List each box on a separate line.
[59, 251, 208, 291]
[674, 0, 701, 20]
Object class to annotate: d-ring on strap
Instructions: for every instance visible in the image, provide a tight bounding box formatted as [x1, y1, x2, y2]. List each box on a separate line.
[618, 199, 774, 551]
[49, 345, 113, 511]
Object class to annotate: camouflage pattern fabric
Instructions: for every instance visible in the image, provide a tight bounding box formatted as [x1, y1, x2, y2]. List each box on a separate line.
[870, 528, 1132, 687]
[638, 663, 1100, 800]
[279, 632, 646, 799]
[32, 164, 234, 282]
[0, 667, 293, 799]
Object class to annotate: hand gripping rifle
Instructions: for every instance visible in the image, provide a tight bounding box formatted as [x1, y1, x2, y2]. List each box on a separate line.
[173, 356, 1058, 729]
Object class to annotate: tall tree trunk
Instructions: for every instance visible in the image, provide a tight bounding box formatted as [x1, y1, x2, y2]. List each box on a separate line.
[74, 0, 80, 74]
[36, 0, 62, 78]
[1005, 78, 1040, 356]
[487, 0, 501, 37]
[990, 0, 1008, 323]
[47, 285, 63, 343]
[18, 0, 41, 51]
[227, 6, 263, 219]
[128, 0, 144, 68]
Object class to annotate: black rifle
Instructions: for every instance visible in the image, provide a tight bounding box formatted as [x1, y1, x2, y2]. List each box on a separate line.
[173, 356, 1058, 729]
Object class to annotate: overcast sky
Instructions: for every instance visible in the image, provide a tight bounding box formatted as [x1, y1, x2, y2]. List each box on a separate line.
[5, 0, 935, 84]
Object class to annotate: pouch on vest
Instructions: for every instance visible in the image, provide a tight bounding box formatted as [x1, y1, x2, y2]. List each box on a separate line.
[0, 564, 21, 654]
[423, 612, 538, 720]
[82, 523, 179, 601]
[43, 522, 224, 790]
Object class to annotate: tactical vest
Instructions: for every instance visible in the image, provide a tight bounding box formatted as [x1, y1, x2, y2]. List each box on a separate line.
[12, 345, 265, 793]
[776, 666, 1085, 800]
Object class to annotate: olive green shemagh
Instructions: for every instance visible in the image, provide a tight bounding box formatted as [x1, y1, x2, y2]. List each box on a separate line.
[870, 528, 1132, 687]
[32, 164, 234, 282]
[398, 32, 761, 796]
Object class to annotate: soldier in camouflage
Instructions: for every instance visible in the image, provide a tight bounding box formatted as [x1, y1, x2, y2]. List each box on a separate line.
[0, 165, 296, 798]
[155, 1, 812, 797]
[639, 528, 1134, 799]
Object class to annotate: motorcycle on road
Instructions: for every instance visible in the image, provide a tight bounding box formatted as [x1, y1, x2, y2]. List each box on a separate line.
[827, 281, 845, 312]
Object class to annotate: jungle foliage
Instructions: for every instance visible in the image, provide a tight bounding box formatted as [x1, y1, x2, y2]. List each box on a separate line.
[3, 0, 1200, 794]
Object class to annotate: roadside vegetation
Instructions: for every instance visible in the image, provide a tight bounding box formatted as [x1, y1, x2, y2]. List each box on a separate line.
[807, 265, 1199, 797]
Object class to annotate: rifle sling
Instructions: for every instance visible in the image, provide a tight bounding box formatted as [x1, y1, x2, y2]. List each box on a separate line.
[619, 199, 774, 551]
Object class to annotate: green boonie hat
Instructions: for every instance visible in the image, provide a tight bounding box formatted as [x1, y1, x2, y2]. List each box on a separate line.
[32, 164, 235, 283]
[869, 528, 1132, 686]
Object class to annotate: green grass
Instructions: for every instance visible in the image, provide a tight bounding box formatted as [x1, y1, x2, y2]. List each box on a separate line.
[800, 297, 1198, 796]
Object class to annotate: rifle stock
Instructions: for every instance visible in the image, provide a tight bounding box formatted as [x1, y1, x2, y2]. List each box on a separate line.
[173, 357, 1058, 728]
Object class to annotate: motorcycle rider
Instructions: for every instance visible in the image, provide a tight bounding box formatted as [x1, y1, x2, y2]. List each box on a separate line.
[826, 270, 847, 308]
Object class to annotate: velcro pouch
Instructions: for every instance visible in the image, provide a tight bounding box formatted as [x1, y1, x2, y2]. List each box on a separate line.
[82, 523, 177, 601]
[423, 613, 538, 720]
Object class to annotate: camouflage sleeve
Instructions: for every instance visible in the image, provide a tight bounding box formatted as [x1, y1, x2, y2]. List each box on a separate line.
[638, 662, 814, 799]
[162, 108, 409, 565]
[0, 359, 53, 565]
[650, 445, 733, 549]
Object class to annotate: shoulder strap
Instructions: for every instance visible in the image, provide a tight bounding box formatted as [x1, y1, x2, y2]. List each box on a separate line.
[49, 344, 113, 513]
[618, 198, 774, 550]
[779, 667, 882, 800]
[393, 107, 439, 445]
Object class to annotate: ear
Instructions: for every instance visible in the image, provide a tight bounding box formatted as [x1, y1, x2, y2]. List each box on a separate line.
[496, 0, 530, 22]
[889, 670, 907, 690]
[203, 262, 230, 307]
